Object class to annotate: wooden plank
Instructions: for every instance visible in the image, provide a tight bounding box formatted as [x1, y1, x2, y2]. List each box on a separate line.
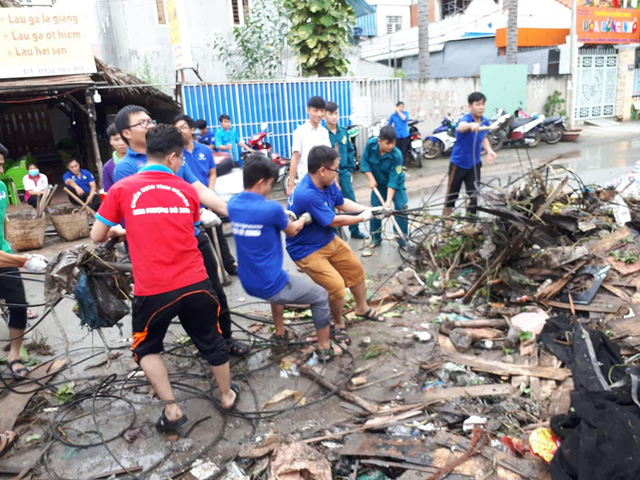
[439, 335, 570, 381]
[418, 384, 514, 405]
[589, 227, 631, 255]
[602, 282, 634, 303]
[543, 298, 627, 314]
[607, 256, 640, 276]
[0, 360, 66, 433]
[341, 433, 435, 466]
[299, 365, 379, 414]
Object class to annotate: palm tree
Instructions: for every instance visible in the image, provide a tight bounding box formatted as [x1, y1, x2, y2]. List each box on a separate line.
[506, 0, 518, 64]
[418, 0, 430, 78]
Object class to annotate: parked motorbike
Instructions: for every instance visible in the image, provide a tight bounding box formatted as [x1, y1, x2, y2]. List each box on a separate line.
[422, 117, 458, 160]
[513, 108, 565, 145]
[242, 123, 290, 194]
[540, 115, 565, 144]
[487, 109, 543, 150]
[406, 120, 423, 168]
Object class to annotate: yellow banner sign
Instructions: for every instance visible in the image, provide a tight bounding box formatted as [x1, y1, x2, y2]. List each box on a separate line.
[166, 0, 193, 70]
[0, 8, 96, 80]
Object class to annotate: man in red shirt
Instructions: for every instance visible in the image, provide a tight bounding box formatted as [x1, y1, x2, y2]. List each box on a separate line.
[91, 125, 238, 434]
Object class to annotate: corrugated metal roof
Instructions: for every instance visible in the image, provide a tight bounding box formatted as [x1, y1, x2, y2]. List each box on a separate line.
[347, 0, 375, 17]
[356, 11, 377, 37]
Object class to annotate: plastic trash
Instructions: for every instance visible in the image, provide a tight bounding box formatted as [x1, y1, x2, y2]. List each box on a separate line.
[529, 427, 561, 463]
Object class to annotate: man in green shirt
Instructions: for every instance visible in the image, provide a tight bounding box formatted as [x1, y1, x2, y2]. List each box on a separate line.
[360, 126, 409, 248]
[324, 102, 366, 240]
[0, 143, 48, 379]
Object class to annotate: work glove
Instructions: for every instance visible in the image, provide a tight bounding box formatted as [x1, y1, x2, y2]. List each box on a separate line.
[23, 254, 48, 273]
[359, 209, 374, 222]
[300, 212, 313, 225]
[371, 206, 385, 217]
[285, 210, 298, 222]
[200, 208, 222, 228]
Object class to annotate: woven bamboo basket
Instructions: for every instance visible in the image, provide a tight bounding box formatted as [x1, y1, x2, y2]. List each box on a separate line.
[51, 208, 89, 241]
[6, 214, 47, 251]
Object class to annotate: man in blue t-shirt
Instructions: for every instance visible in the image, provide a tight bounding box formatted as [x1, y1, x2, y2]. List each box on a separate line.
[388, 101, 410, 165]
[443, 92, 497, 217]
[174, 114, 238, 277]
[195, 119, 216, 149]
[286, 145, 386, 342]
[229, 155, 340, 361]
[63, 158, 102, 211]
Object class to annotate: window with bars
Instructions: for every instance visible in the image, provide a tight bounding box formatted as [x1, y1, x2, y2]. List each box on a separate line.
[386, 16, 402, 34]
[231, 0, 251, 25]
[156, 0, 167, 25]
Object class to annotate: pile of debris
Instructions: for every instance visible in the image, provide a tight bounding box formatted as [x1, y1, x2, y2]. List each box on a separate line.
[232, 165, 640, 479]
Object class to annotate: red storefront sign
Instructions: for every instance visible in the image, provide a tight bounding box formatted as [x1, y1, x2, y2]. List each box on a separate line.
[577, 6, 640, 44]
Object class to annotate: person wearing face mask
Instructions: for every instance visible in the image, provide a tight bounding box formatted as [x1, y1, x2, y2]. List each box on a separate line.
[91, 125, 238, 435]
[22, 162, 50, 209]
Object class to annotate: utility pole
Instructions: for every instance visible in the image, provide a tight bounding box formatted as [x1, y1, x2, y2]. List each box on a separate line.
[418, 0, 430, 79]
[506, 0, 518, 64]
[569, 0, 579, 129]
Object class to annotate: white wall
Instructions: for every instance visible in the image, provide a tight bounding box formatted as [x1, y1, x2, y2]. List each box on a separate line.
[402, 75, 570, 135]
[370, 0, 412, 37]
[94, 0, 233, 86]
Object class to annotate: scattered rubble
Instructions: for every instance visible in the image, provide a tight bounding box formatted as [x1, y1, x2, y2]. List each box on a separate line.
[6, 163, 640, 478]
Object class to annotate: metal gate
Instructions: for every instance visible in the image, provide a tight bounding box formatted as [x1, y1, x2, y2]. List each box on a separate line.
[182, 78, 402, 159]
[576, 48, 618, 120]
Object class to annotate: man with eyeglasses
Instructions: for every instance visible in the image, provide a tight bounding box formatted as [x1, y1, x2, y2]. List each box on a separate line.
[112, 106, 226, 215]
[286, 145, 386, 350]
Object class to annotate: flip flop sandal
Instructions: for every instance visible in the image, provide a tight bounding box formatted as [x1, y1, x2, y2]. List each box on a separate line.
[316, 343, 340, 363]
[155, 410, 188, 434]
[331, 327, 352, 346]
[355, 309, 385, 323]
[227, 338, 251, 356]
[27, 309, 38, 320]
[222, 383, 240, 411]
[7, 360, 30, 380]
[272, 330, 297, 343]
[0, 431, 18, 458]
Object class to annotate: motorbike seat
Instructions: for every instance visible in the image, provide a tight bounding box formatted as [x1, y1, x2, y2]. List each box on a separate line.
[511, 118, 535, 129]
[542, 116, 562, 125]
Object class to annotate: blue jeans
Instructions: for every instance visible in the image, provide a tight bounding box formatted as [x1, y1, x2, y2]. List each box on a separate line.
[370, 187, 408, 244]
[338, 169, 362, 235]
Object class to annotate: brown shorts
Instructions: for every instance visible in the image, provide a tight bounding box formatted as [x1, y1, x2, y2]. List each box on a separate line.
[295, 236, 365, 301]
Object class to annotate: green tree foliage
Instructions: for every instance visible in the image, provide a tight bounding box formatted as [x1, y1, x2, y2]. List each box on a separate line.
[284, 0, 355, 77]
[212, 0, 290, 80]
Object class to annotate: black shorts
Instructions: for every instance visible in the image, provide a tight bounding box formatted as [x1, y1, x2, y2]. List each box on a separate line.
[0, 267, 27, 330]
[131, 279, 228, 366]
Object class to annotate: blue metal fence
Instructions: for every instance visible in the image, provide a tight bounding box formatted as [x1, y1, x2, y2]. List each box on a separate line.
[182, 79, 356, 159]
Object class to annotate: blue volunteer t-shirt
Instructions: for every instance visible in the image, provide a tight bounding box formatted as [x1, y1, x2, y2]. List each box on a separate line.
[183, 142, 216, 186]
[63, 168, 95, 193]
[285, 174, 344, 261]
[228, 192, 289, 298]
[198, 130, 216, 146]
[113, 148, 198, 185]
[449, 113, 490, 169]
[388, 110, 410, 139]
